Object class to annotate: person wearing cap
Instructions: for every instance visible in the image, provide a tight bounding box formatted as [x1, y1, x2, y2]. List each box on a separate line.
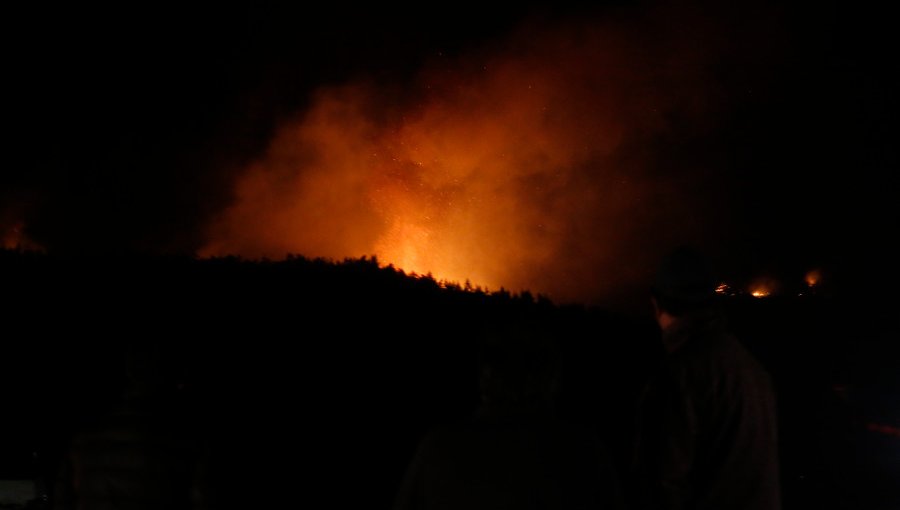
[631, 247, 780, 510]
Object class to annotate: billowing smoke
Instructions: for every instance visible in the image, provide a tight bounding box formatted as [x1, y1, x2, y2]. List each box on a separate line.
[201, 10, 736, 306]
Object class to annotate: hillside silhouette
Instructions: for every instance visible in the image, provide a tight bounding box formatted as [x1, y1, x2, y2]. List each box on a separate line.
[1, 249, 896, 509]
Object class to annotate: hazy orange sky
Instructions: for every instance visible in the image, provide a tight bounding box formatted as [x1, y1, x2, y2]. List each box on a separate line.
[200, 11, 737, 306]
[5, 2, 893, 303]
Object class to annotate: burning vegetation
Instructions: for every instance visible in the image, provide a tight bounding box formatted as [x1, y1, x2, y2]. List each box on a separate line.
[200, 12, 731, 305]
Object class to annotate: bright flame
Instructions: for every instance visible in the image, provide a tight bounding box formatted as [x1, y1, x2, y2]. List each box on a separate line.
[748, 276, 778, 298]
[715, 283, 730, 294]
[200, 12, 731, 305]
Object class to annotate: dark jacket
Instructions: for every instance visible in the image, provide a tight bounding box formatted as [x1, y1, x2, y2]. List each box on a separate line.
[394, 405, 625, 510]
[634, 311, 780, 510]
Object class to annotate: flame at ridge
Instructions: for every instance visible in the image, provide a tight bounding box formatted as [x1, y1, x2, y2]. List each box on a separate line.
[200, 13, 729, 305]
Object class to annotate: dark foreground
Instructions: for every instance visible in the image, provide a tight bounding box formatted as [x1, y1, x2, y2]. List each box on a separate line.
[1, 251, 897, 508]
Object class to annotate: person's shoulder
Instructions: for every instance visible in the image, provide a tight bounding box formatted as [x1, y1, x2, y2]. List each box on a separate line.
[664, 324, 746, 383]
[676, 320, 742, 361]
[716, 332, 770, 372]
[700, 332, 777, 401]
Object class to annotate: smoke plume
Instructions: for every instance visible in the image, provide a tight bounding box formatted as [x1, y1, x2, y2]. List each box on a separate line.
[201, 9, 737, 306]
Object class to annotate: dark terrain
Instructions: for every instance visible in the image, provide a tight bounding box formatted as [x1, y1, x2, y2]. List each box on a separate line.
[1, 250, 896, 508]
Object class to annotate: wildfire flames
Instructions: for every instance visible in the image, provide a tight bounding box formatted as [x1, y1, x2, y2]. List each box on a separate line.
[200, 12, 728, 304]
[748, 276, 779, 298]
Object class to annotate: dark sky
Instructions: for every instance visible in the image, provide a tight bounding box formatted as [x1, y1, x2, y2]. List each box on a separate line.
[3, 2, 896, 298]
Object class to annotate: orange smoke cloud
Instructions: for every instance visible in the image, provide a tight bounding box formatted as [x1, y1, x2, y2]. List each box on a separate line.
[201, 12, 728, 305]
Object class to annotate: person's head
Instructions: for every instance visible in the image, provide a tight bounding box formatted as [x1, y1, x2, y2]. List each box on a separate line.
[478, 319, 561, 409]
[651, 246, 717, 324]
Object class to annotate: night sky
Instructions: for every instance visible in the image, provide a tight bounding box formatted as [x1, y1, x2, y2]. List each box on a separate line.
[3, 2, 896, 304]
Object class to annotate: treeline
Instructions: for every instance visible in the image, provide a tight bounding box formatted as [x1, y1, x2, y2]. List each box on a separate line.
[2, 249, 895, 508]
[1, 249, 655, 508]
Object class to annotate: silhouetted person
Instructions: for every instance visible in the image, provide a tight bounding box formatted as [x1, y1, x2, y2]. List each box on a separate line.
[393, 320, 625, 510]
[54, 344, 205, 510]
[632, 247, 780, 510]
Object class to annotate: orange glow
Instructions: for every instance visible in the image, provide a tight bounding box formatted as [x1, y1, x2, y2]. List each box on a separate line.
[200, 15, 727, 305]
[805, 269, 821, 287]
[1, 229, 18, 250]
[748, 276, 779, 298]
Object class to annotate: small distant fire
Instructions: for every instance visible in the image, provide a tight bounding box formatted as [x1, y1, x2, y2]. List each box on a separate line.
[805, 269, 821, 287]
[707, 274, 820, 299]
[715, 282, 739, 296]
[748, 276, 779, 298]
[750, 288, 770, 298]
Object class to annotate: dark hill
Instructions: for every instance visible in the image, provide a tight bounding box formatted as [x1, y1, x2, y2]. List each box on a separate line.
[1, 249, 895, 509]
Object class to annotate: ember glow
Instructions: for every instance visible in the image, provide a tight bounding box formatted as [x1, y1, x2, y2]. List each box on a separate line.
[748, 276, 779, 298]
[805, 269, 821, 287]
[201, 14, 728, 304]
[1, 223, 22, 249]
[1, 220, 41, 252]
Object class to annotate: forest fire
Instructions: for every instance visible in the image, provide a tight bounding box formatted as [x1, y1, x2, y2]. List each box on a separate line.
[200, 13, 730, 304]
